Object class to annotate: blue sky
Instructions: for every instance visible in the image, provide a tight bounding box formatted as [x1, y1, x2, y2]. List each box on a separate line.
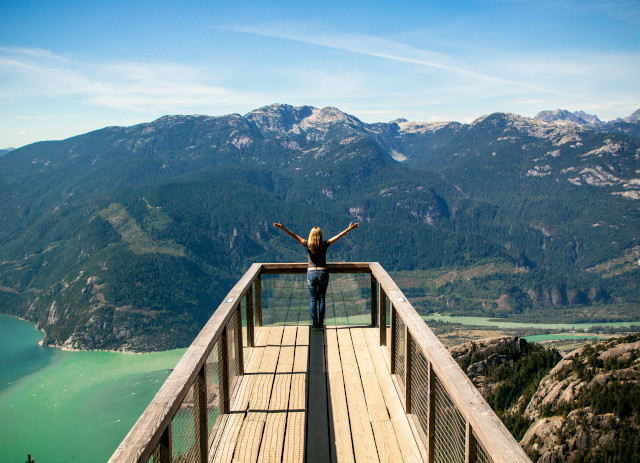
[1, 0, 639, 148]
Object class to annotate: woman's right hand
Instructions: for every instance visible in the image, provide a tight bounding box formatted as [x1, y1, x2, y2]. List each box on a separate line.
[273, 222, 284, 229]
[349, 222, 360, 230]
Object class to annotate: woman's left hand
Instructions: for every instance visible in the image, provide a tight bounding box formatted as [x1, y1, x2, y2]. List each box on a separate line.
[349, 222, 360, 230]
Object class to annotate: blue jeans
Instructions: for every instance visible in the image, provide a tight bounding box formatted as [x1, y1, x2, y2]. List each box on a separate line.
[307, 269, 329, 327]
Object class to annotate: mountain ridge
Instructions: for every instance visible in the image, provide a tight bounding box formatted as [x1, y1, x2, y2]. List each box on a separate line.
[1, 104, 639, 351]
[534, 107, 640, 141]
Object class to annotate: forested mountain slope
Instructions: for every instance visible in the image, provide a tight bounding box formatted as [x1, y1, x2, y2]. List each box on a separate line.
[1, 104, 639, 350]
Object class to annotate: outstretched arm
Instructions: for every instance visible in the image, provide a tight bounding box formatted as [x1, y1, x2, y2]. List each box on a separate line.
[327, 222, 359, 246]
[273, 222, 306, 246]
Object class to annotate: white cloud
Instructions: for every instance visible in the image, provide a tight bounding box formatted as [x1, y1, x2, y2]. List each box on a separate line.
[223, 23, 550, 93]
[0, 47, 257, 113]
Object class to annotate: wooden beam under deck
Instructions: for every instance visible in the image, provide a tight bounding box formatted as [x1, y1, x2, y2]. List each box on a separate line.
[209, 325, 422, 463]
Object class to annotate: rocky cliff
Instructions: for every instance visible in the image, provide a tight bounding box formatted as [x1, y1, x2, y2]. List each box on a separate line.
[521, 334, 640, 462]
[451, 334, 640, 462]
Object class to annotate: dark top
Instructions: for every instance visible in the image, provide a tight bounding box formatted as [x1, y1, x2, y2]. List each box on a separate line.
[303, 240, 329, 268]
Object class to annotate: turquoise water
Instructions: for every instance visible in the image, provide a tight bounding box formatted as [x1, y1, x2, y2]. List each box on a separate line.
[0, 314, 185, 463]
[523, 333, 603, 343]
[0, 314, 55, 391]
[422, 314, 640, 330]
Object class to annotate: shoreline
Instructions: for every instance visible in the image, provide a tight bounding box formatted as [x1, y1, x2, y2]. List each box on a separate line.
[0, 312, 167, 355]
[36, 338, 144, 354]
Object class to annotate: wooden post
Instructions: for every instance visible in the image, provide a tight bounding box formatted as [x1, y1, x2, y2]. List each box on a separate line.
[159, 423, 173, 463]
[236, 305, 244, 375]
[196, 366, 208, 463]
[255, 276, 263, 327]
[427, 361, 436, 463]
[246, 285, 254, 348]
[379, 288, 387, 346]
[405, 326, 412, 413]
[219, 328, 230, 415]
[466, 421, 477, 463]
[370, 275, 378, 327]
[390, 304, 396, 373]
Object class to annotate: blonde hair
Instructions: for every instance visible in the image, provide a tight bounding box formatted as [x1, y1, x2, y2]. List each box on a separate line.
[308, 227, 323, 254]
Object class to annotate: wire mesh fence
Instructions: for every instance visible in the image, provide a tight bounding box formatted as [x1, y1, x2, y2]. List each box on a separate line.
[205, 341, 222, 434]
[260, 273, 371, 326]
[433, 374, 466, 463]
[409, 336, 430, 439]
[393, 310, 406, 392]
[170, 378, 200, 463]
[385, 296, 391, 350]
[148, 437, 169, 463]
[476, 439, 491, 463]
[226, 310, 241, 392]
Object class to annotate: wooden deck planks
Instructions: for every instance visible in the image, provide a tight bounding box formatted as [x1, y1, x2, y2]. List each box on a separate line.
[363, 327, 424, 463]
[282, 412, 305, 462]
[371, 421, 405, 463]
[233, 413, 267, 463]
[209, 325, 422, 463]
[257, 413, 288, 463]
[211, 327, 271, 463]
[212, 413, 246, 463]
[237, 327, 285, 462]
[325, 328, 355, 463]
[336, 328, 380, 463]
[350, 327, 390, 423]
[283, 327, 309, 463]
[257, 326, 297, 463]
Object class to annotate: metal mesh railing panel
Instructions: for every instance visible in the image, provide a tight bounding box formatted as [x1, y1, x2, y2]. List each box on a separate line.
[226, 311, 241, 390]
[261, 273, 370, 326]
[205, 341, 222, 434]
[148, 438, 170, 463]
[171, 379, 201, 463]
[386, 296, 391, 351]
[410, 336, 430, 438]
[476, 439, 491, 463]
[393, 310, 406, 389]
[433, 375, 466, 463]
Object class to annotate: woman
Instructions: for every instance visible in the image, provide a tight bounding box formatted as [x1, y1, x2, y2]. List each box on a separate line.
[273, 221, 359, 330]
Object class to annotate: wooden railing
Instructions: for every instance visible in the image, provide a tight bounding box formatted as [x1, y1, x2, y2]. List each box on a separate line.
[108, 263, 531, 463]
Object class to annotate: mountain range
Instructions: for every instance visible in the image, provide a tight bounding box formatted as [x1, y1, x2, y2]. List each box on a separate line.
[535, 108, 640, 140]
[1, 104, 639, 350]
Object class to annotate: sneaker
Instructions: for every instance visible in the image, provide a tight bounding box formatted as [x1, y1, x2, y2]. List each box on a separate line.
[312, 325, 320, 331]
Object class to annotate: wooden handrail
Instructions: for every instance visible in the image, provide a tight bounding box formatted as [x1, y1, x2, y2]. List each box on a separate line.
[259, 262, 372, 274]
[370, 263, 531, 463]
[108, 263, 262, 463]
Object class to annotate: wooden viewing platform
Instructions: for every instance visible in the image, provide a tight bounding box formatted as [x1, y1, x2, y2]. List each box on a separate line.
[211, 325, 422, 462]
[109, 263, 532, 463]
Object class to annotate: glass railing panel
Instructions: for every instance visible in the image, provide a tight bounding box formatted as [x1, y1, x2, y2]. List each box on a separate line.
[260, 273, 370, 326]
